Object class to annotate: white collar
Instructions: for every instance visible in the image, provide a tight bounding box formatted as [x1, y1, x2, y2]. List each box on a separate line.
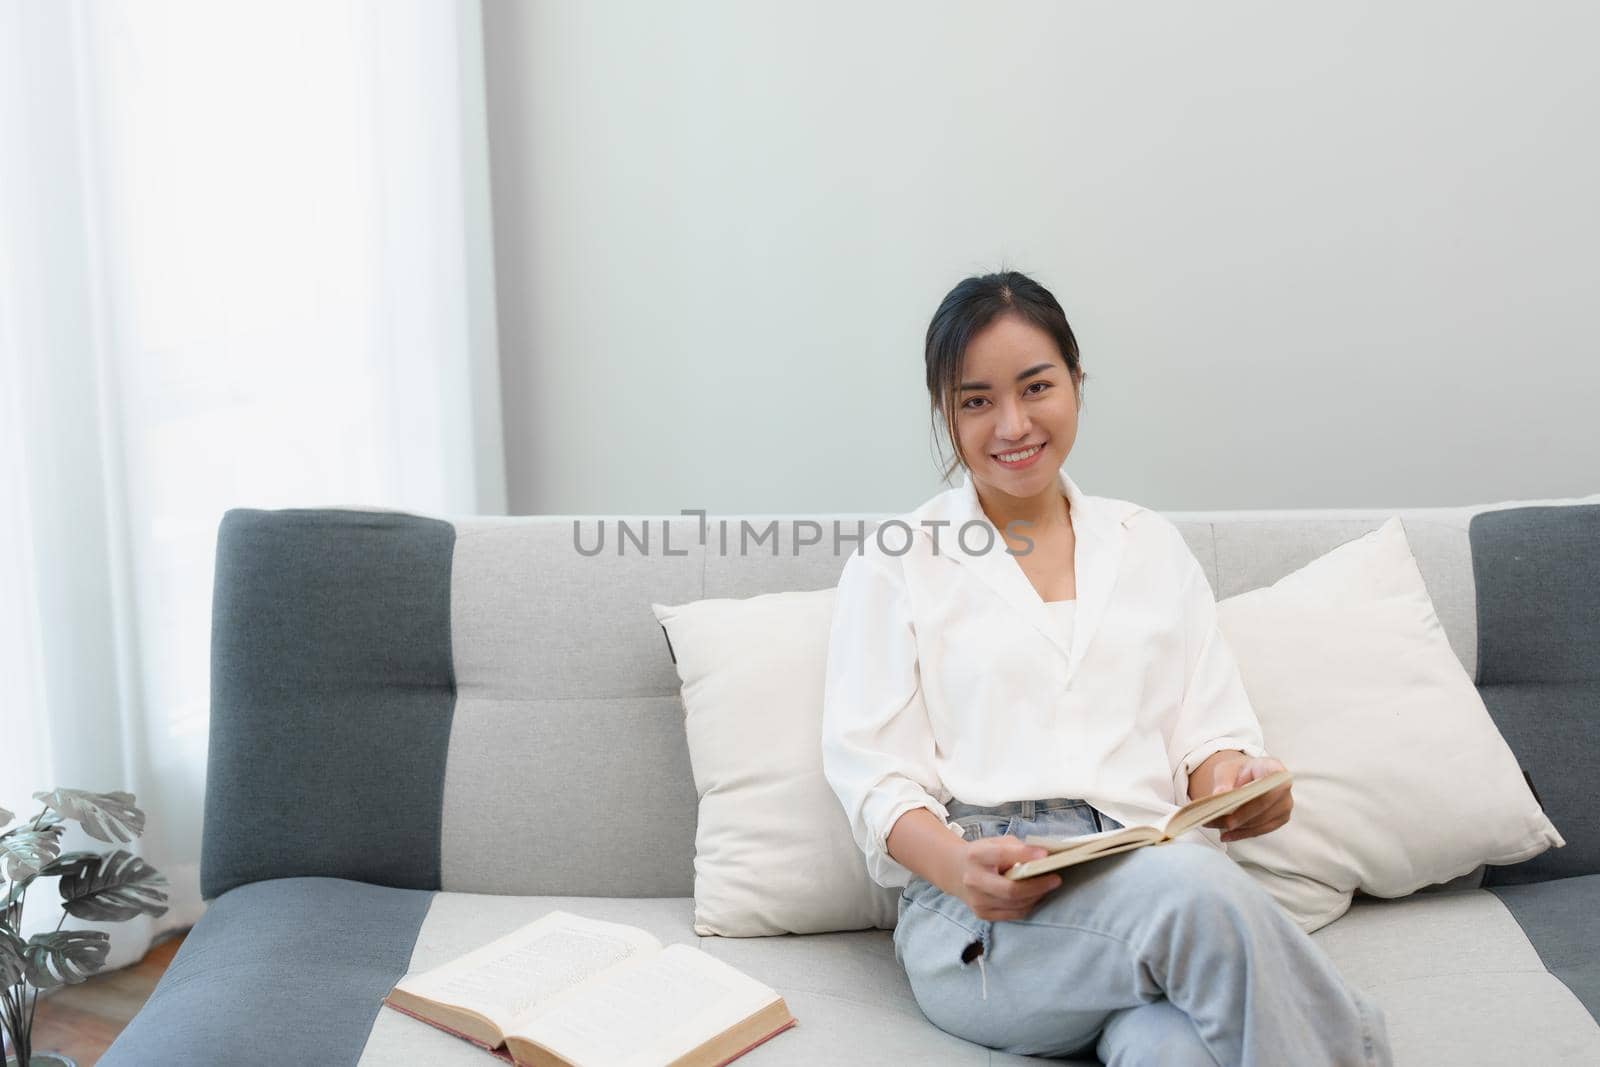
[910, 465, 1138, 678]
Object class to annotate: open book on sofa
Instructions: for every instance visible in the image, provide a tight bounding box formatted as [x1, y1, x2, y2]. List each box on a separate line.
[383, 910, 796, 1066]
[1004, 770, 1294, 881]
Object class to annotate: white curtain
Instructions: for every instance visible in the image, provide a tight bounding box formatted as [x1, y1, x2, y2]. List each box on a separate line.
[0, 0, 504, 971]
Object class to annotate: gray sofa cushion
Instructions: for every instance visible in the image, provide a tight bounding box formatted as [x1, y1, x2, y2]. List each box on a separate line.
[203, 510, 458, 900]
[1313, 882, 1600, 1064]
[101, 877, 433, 1066]
[104, 878, 1600, 1066]
[1471, 504, 1600, 885]
[1489, 874, 1600, 1024]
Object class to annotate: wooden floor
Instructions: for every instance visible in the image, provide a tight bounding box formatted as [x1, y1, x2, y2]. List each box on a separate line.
[21, 932, 186, 1066]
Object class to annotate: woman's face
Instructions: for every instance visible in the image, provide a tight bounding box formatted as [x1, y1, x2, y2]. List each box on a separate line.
[953, 312, 1080, 501]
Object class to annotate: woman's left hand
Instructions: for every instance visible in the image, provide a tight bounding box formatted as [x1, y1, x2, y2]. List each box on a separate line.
[1202, 755, 1293, 842]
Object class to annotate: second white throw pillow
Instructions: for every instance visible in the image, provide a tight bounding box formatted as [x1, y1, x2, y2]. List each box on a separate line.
[1216, 517, 1564, 930]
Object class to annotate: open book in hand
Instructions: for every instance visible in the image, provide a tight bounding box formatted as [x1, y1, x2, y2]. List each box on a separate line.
[1003, 769, 1294, 881]
[383, 910, 796, 1067]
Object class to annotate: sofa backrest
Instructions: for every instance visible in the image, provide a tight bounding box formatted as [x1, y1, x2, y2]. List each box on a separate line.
[200, 497, 1594, 901]
[1470, 503, 1600, 884]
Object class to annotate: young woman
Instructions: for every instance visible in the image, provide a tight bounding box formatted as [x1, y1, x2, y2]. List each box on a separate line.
[820, 272, 1391, 1066]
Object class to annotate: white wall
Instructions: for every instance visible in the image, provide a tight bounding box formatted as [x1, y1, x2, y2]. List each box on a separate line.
[483, 0, 1599, 515]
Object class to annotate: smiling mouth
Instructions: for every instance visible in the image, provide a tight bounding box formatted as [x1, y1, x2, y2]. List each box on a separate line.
[993, 443, 1044, 463]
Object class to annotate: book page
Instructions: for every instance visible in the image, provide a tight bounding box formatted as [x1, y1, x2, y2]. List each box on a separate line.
[1007, 826, 1161, 880]
[515, 943, 779, 1067]
[1020, 825, 1157, 853]
[1004, 835, 1166, 880]
[1160, 769, 1292, 839]
[395, 911, 661, 1032]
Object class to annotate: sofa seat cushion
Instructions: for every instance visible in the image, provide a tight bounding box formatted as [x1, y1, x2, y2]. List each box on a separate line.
[105, 878, 1600, 1066]
[1486, 875, 1600, 1022]
[101, 877, 436, 1066]
[358, 887, 1042, 1066]
[1314, 880, 1600, 1065]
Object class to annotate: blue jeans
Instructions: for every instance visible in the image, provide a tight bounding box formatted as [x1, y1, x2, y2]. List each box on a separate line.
[893, 797, 1391, 1066]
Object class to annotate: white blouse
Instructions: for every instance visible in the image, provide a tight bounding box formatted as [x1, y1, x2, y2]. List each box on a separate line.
[820, 467, 1269, 889]
[1046, 599, 1076, 653]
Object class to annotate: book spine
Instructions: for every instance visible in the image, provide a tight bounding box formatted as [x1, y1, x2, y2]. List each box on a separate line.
[384, 999, 516, 1064]
[710, 1018, 798, 1067]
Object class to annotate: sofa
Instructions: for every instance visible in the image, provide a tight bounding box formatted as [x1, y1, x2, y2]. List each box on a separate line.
[102, 497, 1599, 1065]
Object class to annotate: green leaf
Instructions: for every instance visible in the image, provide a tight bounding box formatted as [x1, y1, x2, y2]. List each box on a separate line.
[23, 929, 110, 989]
[0, 927, 26, 986]
[5, 866, 32, 936]
[56, 850, 169, 923]
[0, 805, 12, 827]
[39, 850, 101, 876]
[32, 789, 145, 843]
[0, 824, 63, 880]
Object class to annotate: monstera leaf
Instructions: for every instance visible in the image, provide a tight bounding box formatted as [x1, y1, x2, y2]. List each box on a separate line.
[23, 929, 111, 989]
[0, 804, 12, 826]
[2, 879, 22, 935]
[3, 875, 22, 923]
[49, 849, 170, 922]
[0, 822, 63, 880]
[0, 927, 25, 986]
[33, 789, 145, 843]
[39, 850, 99, 876]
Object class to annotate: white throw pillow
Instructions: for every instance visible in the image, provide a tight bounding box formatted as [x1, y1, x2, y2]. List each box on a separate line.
[1217, 517, 1565, 931]
[652, 589, 900, 937]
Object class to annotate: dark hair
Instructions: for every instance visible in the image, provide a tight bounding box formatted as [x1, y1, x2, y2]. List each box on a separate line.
[924, 269, 1085, 481]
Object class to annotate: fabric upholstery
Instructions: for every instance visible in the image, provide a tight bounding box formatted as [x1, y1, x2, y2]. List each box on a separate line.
[1489, 874, 1600, 1023]
[1315, 886, 1600, 1062]
[1473, 504, 1600, 686]
[1472, 504, 1600, 884]
[1210, 511, 1479, 677]
[438, 694, 699, 896]
[101, 877, 434, 1066]
[440, 519, 702, 897]
[107, 881, 1600, 1066]
[202, 510, 457, 900]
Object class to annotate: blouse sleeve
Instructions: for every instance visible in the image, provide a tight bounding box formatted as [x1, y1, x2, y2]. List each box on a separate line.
[1166, 540, 1269, 807]
[820, 550, 965, 889]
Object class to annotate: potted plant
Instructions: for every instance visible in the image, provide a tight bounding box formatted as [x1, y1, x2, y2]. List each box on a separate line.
[2, 791, 169, 1067]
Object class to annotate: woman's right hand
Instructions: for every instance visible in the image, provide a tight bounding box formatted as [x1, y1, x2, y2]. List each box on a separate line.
[950, 837, 1065, 921]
